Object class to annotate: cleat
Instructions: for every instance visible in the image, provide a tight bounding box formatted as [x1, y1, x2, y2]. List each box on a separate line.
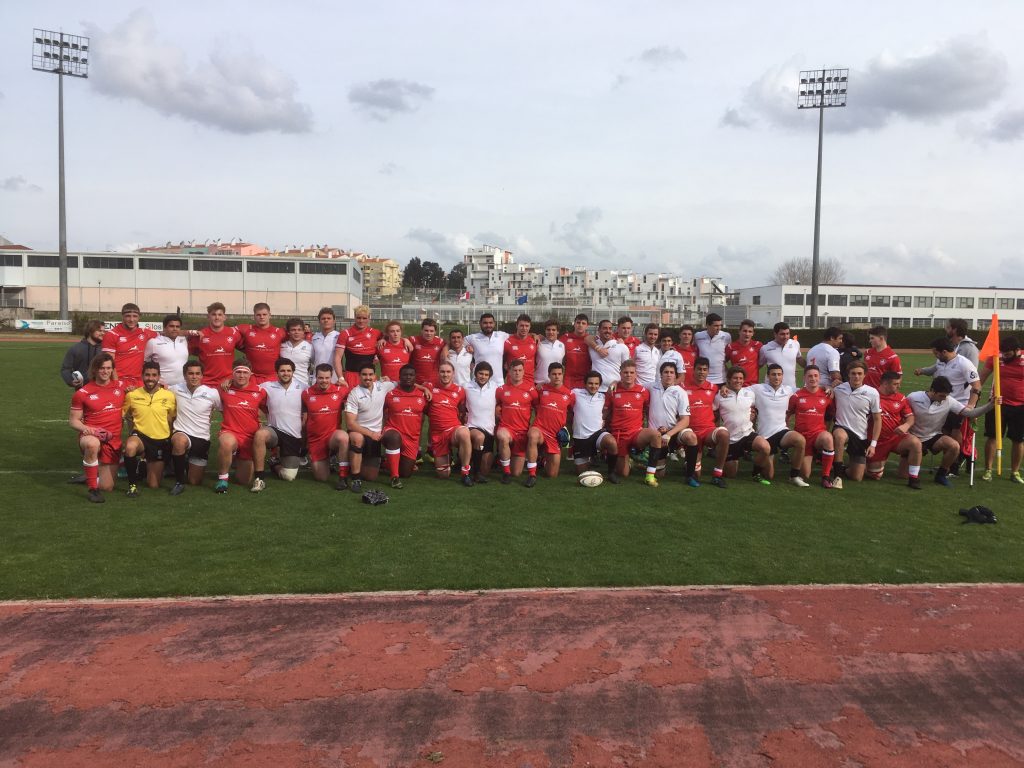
[390, 476, 403, 489]
[501, 473, 512, 485]
[752, 474, 771, 486]
[934, 473, 952, 488]
[1012, 471, 1024, 485]
[789, 476, 810, 487]
[473, 473, 489, 484]
[907, 477, 922, 490]
[710, 476, 726, 489]
[117, 466, 128, 479]
[126, 484, 139, 498]
[87, 488, 105, 504]
[686, 476, 700, 488]
[250, 477, 266, 493]
[981, 469, 992, 482]
[462, 474, 474, 487]
[214, 479, 229, 494]
[350, 478, 362, 493]
[169, 483, 186, 496]
[68, 474, 87, 485]
[831, 477, 843, 490]
[608, 473, 622, 484]
[524, 475, 537, 488]
[820, 477, 833, 489]
[643, 474, 659, 488]
[334, 476, 349, 491]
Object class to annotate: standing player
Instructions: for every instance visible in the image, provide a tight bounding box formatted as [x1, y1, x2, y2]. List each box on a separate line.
[725, 320, 763, 385]
[524, 362, 574, 485]
[494, 359, 539, 482]
[534, 320, 566, 385]
[188, 302, 243, 388]
[634, 324, 662, 389]
[334, 305, 383, 389]
[378, 321, 412, 382]
[310, 307, 340, 382]
[428, 361, 473, 485]
[251, 358, 305, 492]
[464, 361, 499, 482]
[504, 314, 538, 382]
[751, 364, 807, 485]
[122, 361, 177, 497]
[946, 319, 980, 367]
[381, 365, 430, 487]
[345, 365, 399, 491]
[647, 362, 694, 484]
[980, 337, 1024, 483]
[215, 360, 268, 493]
[410, 318, 447, 388]
[659, 332, 685, 381]
[570, 371, 618, 478]
[864, 326, 902, 389]
[280, 318, 314, 388]
[866, 371, 923, 489]
[62, 319, 104, 390]
[805, 327, 843, 387]
[830, 361, 882, 486]
[589, 320, 631, 391]
[69, 353, 127, 503]
[447, 328, 474, 386]
[607, 360, 662, 486]
[759, 322, 804, 390]
[694, 313, 732, 386]
[303, 363, 351, 488]
[682, 358, 730, 487]
[788, 365, 836, 488]
[465, 313, 511, 385]
[560, 314, 592, 389]
[714, 367, 770, 482]
[144, 315, 189, 388]
[675, 326, 699, 385]
[102, 303, 158, 387]
[237, 303, 285, 385]
[915, 337, 981, 472]
[615, 316, 640, 357]
[169, 360, 223, 493]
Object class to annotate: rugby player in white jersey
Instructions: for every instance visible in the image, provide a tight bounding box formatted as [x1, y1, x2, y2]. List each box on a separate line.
[915, 336, 981, 474]
[169, 360, 223, 493]
[829, 361, 882, 486]
[589, 320, 631, 391]
[805, 327, 843, 387]
[534, 320, 566, 385]
[694, 313, 732, 386]
[715, 367, 771, 482]
[465, 313, 511, 385]
[464, 361, 499, 482]
[344, 364, 400, 491]
[751, 363, 807, 485]
[251, 357, 305, 491]
[144, 314, 190, 388]
[648, 361, 697, 485]
[310, 307, 340, 382]
[570, 371, 619, 479]
[446, 328, 474, 386]
[280, 317, 314, 388]
[634, 324, 662, 389]
[759, 322, 805, 390]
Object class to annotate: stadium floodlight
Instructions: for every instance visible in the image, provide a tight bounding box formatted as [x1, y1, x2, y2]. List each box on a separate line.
[32, 28, 90, 321]
[798, 67, 848, 329]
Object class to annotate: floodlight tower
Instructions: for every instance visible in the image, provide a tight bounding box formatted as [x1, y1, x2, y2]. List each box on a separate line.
[32, 29, 90, 321]
[798, 67, 847, 329]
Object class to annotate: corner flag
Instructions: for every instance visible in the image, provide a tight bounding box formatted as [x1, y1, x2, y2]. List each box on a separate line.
[978, 314, 1002, 476]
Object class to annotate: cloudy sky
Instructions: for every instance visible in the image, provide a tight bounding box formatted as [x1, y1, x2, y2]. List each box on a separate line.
[2, 1, 1023, 288]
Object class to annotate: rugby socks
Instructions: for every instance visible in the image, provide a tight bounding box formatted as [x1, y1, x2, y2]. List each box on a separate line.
[337, 461, 350, 478]
[471, 446, 484, 472]
[83, 460, 99, 491]
[171, 453, 188, 484]
[124, 455, 141, 484]
[461, 464, 472, 477]
[526, 461, 537, 477]
[385, 448, 401, 479]
[831, 461, 846, 480]
[821, 450, 835, 479]
[712, 466, 724, 479]
[499, 458, 511, 476]
[254, 470, 267, 481]
[908, 464, 921, 479]
[646, 465, 657, 477]
[683, 445, 698, 476]
[789, 467, 801, 479]
[218, 473, 229, 482]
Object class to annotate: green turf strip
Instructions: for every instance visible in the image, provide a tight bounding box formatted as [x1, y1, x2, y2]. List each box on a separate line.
[1, 344, 1020, 599]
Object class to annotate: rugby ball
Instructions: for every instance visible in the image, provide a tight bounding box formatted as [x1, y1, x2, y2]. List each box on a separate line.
[578, 470, 604, 488]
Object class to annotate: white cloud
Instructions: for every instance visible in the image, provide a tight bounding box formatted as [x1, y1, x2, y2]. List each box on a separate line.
[2, 176, 43, 192]
[636, 46, 687, 69]
[473, 231, 536, 257]
[378, 162, 399, 176]
[405, 227, 473, 265]
[550, 207, 620, 262]
[982, 108, 1024, 143]
[348, 79, 435, 121]
[720, 107, 754, 128]
[85, 10, 312, 134]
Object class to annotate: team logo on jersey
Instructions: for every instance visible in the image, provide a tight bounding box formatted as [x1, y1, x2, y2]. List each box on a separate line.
[113, 389, 121, 396]
[102, 403, 115, 411]
[89, 394, 99, 400]
[238, 400, 250, 406]
[318, 406, 331, 413]
[119, 336, 127, 342]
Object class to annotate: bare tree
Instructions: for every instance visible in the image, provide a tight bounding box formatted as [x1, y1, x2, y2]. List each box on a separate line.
[769, 257, 847, 285]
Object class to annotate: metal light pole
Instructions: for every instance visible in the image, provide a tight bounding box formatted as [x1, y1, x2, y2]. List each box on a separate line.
[33, 29, 90, 321]
[798, 67, 848, 329]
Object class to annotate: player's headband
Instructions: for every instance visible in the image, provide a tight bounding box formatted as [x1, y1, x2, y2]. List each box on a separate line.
[233, 364, 252, 374]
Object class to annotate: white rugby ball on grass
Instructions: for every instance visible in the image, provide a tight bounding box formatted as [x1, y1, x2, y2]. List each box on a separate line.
[578, 470, 604, 487]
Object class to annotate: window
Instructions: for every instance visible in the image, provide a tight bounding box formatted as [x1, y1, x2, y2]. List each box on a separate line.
[872, 317, 889, 326]
[891, 317, 911, 328]
[299, 262, 346, 275]
[847, 316, 869, 324]
[752, 295, 761, 305]
[823, 316, 845, 325]
[849, 295, 869, 306]
[193, 259, 242, 272]
[828, 295, 848, 306]
[980, 297, 994, 309]
[998, 298, 1014, 310]
[28, 255, 79, 268]
[956, 297, 974, 309]
[871, 295, 890, 307]
[247, 260, 294, 273]
[784, 293, 804, 305]
[0, 254, 24, 266]
[139, 257, 188, 271]
[1017, 320, 1024, 331]
[353, 268, 362, 283]
[935, 296, 953, 308]
[1018, 299, 1024, 310]
[913, 318, 934, 328]
[83, 256, 133, 270]
[893, 295, 911, 307]
[783, 316, 803, 326]
[977, 319, 990, 330]
[915, 296, 933, 308]
[1000, 320, 1013, 330]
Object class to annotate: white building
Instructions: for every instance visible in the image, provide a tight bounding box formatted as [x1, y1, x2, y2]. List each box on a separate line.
[728, 284, 1024, 331]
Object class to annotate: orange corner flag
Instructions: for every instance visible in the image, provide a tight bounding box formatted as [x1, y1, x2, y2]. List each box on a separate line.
[978, 314, 1000, 361]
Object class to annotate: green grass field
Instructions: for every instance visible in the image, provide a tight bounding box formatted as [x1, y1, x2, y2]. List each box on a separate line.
[1, 341, 1020, 599]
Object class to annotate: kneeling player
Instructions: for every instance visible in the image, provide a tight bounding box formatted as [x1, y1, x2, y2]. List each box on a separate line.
[122, 361, 177, 497]
[381, 365, 430, 487]
[866, 371, 923, 489]
[303, 363, 351, 488]
[570, 371, 619, 479]
[788, 365, 837, 488]
[715, 367, 771, 482]
[215, 360, 268, 492]
[169, 360, 223, 493]
[428, 361, 473, 485]
[495, 359, 538, 483]
[525, 362, 575, 486]
[683, 357, 730, 487]
[752, 364, 806, 485]
[251, 357, 306, 491]
[465, 362, 498, 482]
[608, 359, 662, 486]
[345, 365, 399, 491]
[830, 361, 882, 486]
[649, 361, 694, 483]
[69, 352, 126, 503]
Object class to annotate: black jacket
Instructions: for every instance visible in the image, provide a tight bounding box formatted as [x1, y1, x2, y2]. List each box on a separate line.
[61, 338, 102, 388]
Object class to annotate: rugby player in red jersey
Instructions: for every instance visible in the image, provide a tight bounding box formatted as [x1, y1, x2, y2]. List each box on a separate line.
[377, 320, 412, 382]
[303, 363, 351, 488]
[428, 361, 473, 485]
[788, 365, 837, 488]
[214, 360, 268, 492]
[675, 325, 698, 386]
[682, 357, 730, 487]
[495, 359, 539, 482]
[607, 359, 662, 486]
[524, 362, 575, 485]
[69, 352, 127, 503]
[334, 305, 383, 389]
[866, 371, 922, 488]
[188, 302, 243, 388]
[236, 303, 285, 385]
[410, 318, 447, 388]
[559, 313, 592, 389]
[980, 337, 1024, 482]
[102, 302, 158, 387]
[864, 325, 902, 389]
[504, 314, 538, 382]
[725, 319, 763, 385]
[616, 316, 640, 357]
[382, 365, 430, 487]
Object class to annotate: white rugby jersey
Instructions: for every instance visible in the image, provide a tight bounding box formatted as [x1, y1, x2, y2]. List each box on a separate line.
[570, 388, 608, 438]
[534, 338, 566, 384]
[806, 342, 841, 382]
[463, 378, 498, 433]
[310, 330, 340, 381]
[714, 386, 756, 442]
[759, 339, 802, 389]
[832, 382, 882, 440]
[906, 390, 965, 441]
[695, 329, 732, 384]
[447, 347, 474, 386]
[280, 340, 314, 388]
[751, 382, 795, 437]
[465, 331, 510, 385]
[169, 382, 222, 441]
[932, 355, 980, 405]
[144, 335, 190, 388]
[659, 349, 685, 381]
[260, 380, 304, 437]
[589, 339, 630, 391]
[648, 382, 690, 431]
[634, 343, 662, 388]
[344, 380, 398, 434]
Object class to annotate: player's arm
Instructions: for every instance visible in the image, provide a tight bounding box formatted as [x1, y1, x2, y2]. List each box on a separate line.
[967, 375, 982, 408]
[662, 406, 690, 440]
[914, 363, 937, 376]
[101, 329, 118, 361]
[961, 399, 996, 419]
[69, 405, 88, 435]
[60, 346, 82, 388]
[866, 411, 882, 458]
[415, 383, 433, 401]
[895, 409, 914, 435]
[332, 344, 345, 381]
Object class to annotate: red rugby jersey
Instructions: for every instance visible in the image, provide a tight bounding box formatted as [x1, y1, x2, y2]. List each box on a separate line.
[788, 387, 831, 435]
[336, 325, 383, 375]
[189, 325, 243, 386]
[864, 346, 902, 389]
[559, 333, 591, 385]
[377, 340, 411, 382]
[302, 383, 349, 445]
[237, 324, 285, 379]
[71, 378, 128, 436]
[220, 384, 267, 437]
[410, 335, 445, 386]
[683, 381, 719, 431]
[102, 323, 158, 381]
[427, 382, 466, 434]
[496, 383, 538, 434]
[384, 387, 427, 446]
[504, 335, 539, 382]
[725, 340, 763, 384]
[878, 391, 913, 440]
[533, 384, 574, 435]
[608, 383, 649, 433]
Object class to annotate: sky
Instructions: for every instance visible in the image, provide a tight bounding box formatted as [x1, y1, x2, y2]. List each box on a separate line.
[2, 1, 1023, 289]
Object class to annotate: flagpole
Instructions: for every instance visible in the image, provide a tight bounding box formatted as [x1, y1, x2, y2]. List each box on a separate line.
[994, 349, 1003, 476]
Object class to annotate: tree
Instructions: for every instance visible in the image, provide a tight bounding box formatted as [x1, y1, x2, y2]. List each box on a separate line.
[446, 262, 467, 290]
[769, 257, 846, 285]
[402, 257, 424, 290]
[421, 261, 446, 292]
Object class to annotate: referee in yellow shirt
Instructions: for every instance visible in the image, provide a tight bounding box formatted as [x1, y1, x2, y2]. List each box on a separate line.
[122, 361, 177, 497]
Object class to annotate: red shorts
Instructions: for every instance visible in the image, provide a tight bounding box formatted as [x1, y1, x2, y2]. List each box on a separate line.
[540, 429, 562, 455]
[429, 426, 460, 459]
[343, 371, 361, 389]
[689, 424, 718, 447]
[613, 430, 641, 455]
[509, 431, 528, 457]
[384, 427, 419, 461]
[82, 434, 122, 465]
[223, 429, 255, 461]
[875, 434, 908, 460]
[800, 429, 827, 456]
[307, 435, 333, 463]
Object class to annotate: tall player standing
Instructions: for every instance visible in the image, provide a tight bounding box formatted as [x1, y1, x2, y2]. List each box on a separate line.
[534, 320, 566, 385]
[310, 307, 340, 382]
[69, 353, 127, 503]
[504, 314, 538, 383]
[410, 318, 447, 388]
[694, 313, 732, 386]
[102, 303, 158, 387]
[864, 326, 902, 389]
[237, 303, 285, 385]
[188, 302, 243, 388]
[280, 318, 314, 388]
[378, 321, 412, 382]
[560, 314, 592, 390]
[724, 320, 763, 385]
[980, 337, 1024, 483]
[334, 305, 383, 389]
[144, 315, 189, 388]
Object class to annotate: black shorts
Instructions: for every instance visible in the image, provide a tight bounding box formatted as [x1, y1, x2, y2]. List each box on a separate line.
[727, 433, 757, 462]
[921, 434, 945, 454]
[765, 429, 790, 456]
[836, 425, 869, 461]
[573, 430, 612, 460]
[131, 431, 170, 462]
[664, 433, 682, 453]
[172, 431, 211, 466]
[470, 428, 495, 454]
[943, 410, 965, 433]
[984, 404, 1024, 442]
[357, 435, 383, 460]
[267, 426, 304, 458]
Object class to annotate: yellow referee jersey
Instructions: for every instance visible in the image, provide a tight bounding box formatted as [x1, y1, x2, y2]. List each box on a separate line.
[123, 387, 177, 440]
